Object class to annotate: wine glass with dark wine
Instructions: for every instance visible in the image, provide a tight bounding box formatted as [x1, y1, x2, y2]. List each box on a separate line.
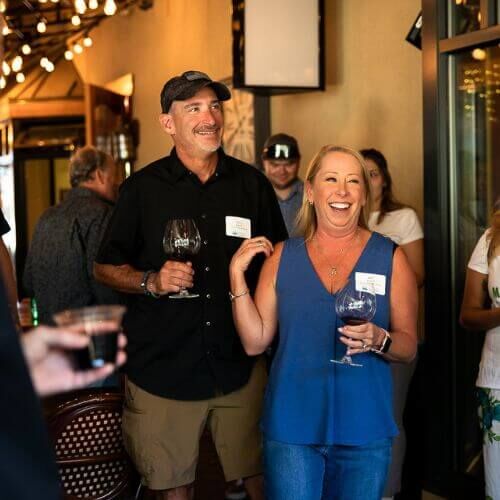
[331, 279, 376, 367]
[163, 218, 201, 299]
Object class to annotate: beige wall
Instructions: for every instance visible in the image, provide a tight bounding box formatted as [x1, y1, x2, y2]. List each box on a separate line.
[272, 0, 423, 215]
[74, 0, 422, 214]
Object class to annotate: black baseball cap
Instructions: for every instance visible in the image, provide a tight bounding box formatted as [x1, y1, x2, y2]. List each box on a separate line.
[262, 133, 301, 160]
[160, 70, 231, 113]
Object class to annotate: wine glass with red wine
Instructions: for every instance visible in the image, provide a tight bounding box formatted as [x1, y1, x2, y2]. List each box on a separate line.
[163, 218, 201, 299]
[331, 279, 376, 367]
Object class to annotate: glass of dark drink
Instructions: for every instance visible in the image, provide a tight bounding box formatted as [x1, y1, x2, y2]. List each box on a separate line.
[331, 280, 376, 367]
[53, 305, 126, 369]
[163, 218, 201, 299]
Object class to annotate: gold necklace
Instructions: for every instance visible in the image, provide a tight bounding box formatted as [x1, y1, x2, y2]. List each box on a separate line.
[312, 230, 359, 282]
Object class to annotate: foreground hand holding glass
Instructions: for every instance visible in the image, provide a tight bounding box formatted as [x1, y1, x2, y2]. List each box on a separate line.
[53, 305, 126, 368]
[331, 280, 376, 368]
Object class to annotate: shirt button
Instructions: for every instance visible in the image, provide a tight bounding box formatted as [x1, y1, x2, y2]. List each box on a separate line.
[205, 266, 210, 272]
[206, 293, 211, 299]
[201, 214, 207, 219]
[203, 240, 208, 245]
[206, 321, 211, 327]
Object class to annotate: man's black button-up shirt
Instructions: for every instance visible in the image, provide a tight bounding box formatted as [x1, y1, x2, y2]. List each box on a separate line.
[96, 149, 288, 400]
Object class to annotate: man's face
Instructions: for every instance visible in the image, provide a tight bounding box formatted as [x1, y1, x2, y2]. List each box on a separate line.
[161, 87, 224, 157]
[263, 158, 300, 190]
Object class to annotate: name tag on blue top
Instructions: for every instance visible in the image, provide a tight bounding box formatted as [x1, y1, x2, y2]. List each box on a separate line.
[355, 272, 386, 295]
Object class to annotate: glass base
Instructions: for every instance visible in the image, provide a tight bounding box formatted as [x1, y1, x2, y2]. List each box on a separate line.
[330, 355, 363, 367]
[169, 291, 199, 299]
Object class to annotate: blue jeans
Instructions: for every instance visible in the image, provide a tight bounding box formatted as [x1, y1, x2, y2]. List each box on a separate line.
[263, 437, 391, 500]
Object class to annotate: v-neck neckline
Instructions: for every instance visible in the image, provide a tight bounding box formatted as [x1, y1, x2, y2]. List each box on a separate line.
[302, 233, 374, 297]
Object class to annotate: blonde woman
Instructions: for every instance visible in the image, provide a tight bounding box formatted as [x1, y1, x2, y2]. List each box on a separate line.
[460, 202, 500, 500]
[229, 145, 418, 500]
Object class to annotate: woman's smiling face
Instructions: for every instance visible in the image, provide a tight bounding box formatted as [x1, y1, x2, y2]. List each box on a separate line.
[306, 151, 367, 235]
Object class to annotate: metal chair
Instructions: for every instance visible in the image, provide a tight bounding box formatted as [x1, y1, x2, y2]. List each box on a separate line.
[46, 388, 140, 500]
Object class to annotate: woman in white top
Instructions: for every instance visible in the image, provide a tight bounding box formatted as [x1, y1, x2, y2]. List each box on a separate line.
[360, 148, 424, 500]
[460, 205, 500, 500]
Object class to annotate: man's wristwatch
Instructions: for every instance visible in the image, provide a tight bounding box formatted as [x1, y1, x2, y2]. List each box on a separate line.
[371, 328, 392, 354]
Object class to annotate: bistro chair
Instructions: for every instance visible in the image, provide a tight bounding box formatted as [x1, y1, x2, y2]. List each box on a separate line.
[46, 388, 141, 500]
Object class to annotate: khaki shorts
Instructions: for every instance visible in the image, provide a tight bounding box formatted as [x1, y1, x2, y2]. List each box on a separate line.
[122, 357, 267, 490]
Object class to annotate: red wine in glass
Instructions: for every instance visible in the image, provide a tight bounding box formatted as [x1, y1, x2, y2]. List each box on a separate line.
[163, 218, 201, 299]
[331, 280, 376, 367]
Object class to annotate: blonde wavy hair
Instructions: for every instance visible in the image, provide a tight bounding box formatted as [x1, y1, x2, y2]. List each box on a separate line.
[295, 145, 372, 241]
[487, 202, 500, 263]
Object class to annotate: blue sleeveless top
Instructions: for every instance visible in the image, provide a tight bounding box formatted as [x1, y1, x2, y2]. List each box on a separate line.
[262, 233, 398, 445]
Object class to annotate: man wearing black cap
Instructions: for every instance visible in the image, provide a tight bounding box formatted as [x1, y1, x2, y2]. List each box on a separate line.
[95, 71, 287, 499]
[262, 133, 303, 235]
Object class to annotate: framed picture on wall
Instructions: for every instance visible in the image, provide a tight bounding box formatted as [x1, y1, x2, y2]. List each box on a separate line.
[222, 79, 256, 165]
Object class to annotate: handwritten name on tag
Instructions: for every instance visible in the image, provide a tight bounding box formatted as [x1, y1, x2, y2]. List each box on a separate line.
[355, 272, 386, 296]
[225, 216, 251, 239]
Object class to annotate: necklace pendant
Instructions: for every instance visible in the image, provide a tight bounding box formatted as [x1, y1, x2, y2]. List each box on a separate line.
[330, 267, 337, 277]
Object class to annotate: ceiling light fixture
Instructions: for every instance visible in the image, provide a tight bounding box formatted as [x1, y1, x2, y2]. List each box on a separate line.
[103, 0, 117, 15]
[37, 18, 47, 33]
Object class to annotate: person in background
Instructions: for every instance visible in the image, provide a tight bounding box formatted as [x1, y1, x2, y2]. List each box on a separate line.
[23, 146, 122, 326]
[0, 208, 20, 330]
[360, 148, 424, 500]
[460, 202, 500, 500]
[0, 278, 126, 499]
[262, 133, 302, 236]
[94, 70, 287, 500]
[229, 145, 418, 499]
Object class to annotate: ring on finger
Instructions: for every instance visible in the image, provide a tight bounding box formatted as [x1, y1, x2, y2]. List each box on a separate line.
[361, 341, 368, 350]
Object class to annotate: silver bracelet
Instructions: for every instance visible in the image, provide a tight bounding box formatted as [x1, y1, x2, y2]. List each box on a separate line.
[229, 289, 249, 301]
[145, 271, 161, 299]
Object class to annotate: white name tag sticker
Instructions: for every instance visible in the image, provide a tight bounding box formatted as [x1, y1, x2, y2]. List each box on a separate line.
[355, 272, 386, 296]
[225, 216, 251, 239]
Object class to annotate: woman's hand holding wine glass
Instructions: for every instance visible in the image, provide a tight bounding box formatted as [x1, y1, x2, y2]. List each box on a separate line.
[338, 321, 385, 356]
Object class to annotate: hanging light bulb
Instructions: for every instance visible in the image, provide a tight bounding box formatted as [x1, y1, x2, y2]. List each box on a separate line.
[103, 0, 117, 15]
[21, 44, 32, 55]
[0, 0, 7, 13]
[74, 0, 86, 14]
[45, 61, 55, 72]
[37, 18, 47, 33]
[83, 35, 93, 47]
[38, 0, 48, 3]
[2, 25, 11, 36]
[11, 56, 23, 72]
[2, 61, 11, 75]
[0, 76, 6, 89]
[51, 0, 59, 3]
[40, 57, 49, 68]
[73, 43, 83, 54]
[88, 0, 98, 8]
[64, 50, 74, 60]
[71, 15, 81, 26]
[16, 72, 25, 83]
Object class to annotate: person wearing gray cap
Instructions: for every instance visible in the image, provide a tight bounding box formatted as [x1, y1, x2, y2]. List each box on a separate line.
[262, 133, 302, 235]
[94, 70, 287, 500]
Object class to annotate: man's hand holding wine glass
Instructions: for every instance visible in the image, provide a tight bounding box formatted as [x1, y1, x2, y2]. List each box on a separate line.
[149, 260, 195, 296]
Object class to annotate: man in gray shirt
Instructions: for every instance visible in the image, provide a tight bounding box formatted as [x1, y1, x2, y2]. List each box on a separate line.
[24, 146, 122, 325]
[262, 133, 302, 236]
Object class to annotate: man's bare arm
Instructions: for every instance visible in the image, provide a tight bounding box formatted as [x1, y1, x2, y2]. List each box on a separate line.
[94, 262, 144, 294]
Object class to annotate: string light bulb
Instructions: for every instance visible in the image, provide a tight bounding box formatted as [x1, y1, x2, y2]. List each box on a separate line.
[21, 44, 32, 55]
[0, 0, 7, 13]
[2, 25, 11, 36]
[75, 0, 86, 13]
[71, 15, 81, 26]
[38, 0, 48, 3]
[64, 50, 74, 60]
[0, 76, 6, 89]
[2, 61, 10, 75]
[73, 43, 83, 54]
[40, 57, 49, 68]
[16, 72, 25, 83]
[103, 0, 117, 15]
[45, 61, 55, 72]
[11, 56, 23, 72]
[83, 36, 93, 47]
[37, 18, 47, 33]
[88, 0, 98, 8]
